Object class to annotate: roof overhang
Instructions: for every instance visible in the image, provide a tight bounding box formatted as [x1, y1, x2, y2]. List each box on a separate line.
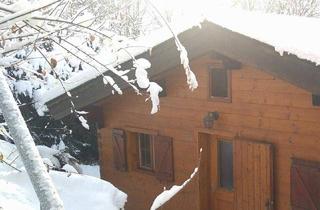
[46, 21, 320, 119]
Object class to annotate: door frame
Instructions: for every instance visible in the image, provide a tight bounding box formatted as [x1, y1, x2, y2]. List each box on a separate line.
[196, 128, 274, 210]
[196, 128, 237, 210]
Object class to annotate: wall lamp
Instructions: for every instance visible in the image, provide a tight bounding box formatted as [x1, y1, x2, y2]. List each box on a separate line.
[203, 111, 220, 129]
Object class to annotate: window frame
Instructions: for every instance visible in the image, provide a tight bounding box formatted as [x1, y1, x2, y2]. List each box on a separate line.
[137, 133, 155, 171]
[208, 67, 232, 103]
[217, 139, 234, 191]
[312, 94, 320, 107]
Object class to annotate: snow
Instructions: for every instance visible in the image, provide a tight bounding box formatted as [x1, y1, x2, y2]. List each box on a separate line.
[158, 6, 320, 66]
[78, 115, 90, 130]
[0, 1, 197, 116]
[62, 164, 78, 173]
[80, 164, 100, 178]
[41, 7, 320, 114]
[1, 1, 320, 120]
[103, 75, 123, 95]
[175, 39, 198, 91]
[135, 58, 151, 89]
[202, 8, 320, 65]
[58, 140, 66, 151]
[14, 80, 33, 97]
[146, 82, 163, 114]
[0, 170, 127, 210]
[0, 140, 127, 210]
[144, 6, 320, 67]
[0, 68, 64, 209]
[40, 35, 144, 104]
[133, 58, 165, 114]
[150, 167, 199, 210]
[37, 145, 61, 167]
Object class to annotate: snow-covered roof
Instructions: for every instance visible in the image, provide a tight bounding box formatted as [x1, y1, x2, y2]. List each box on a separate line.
[203, 8, 320, 65]
[138, 7, 320, 66]
[44, 8, 320, 114]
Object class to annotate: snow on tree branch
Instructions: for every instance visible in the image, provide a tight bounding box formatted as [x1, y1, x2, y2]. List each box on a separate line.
[145, 0, 198, 91]
[0, 0, 61, 29]
[0, 0, 198, 151]
[0, 0, 197, 119]
[175, 38, 198, 91]
[150, 167, 199, 210]
[150, 148, 203, 210]
[0, 67, 63, 209]
[134, 58, 163, 114]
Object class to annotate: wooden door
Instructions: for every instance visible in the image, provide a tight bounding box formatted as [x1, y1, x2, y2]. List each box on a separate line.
[291, 159, 320, 210]
[234, 139, 274, 210]
[211, 139, 235, 210]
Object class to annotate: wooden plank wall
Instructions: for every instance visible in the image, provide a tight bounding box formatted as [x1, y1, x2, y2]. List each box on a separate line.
[234, 140, 273, 210]
[99, 54, 320, 210]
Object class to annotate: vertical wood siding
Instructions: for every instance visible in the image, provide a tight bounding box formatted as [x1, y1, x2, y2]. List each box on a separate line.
[234, 139, 274, 210]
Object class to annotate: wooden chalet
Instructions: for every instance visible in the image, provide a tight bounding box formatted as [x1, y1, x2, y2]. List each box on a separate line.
[46, 20, 320, 210]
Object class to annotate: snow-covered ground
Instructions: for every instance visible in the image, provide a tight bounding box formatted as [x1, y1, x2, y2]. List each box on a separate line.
[0, 140, 126, 210]
[80, 164, 100, 178]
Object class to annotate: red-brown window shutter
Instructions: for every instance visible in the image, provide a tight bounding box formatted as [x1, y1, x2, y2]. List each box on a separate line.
[112, 128, 127, 171]
[291, 159, 320, 210]
[154, 135, 174, 182]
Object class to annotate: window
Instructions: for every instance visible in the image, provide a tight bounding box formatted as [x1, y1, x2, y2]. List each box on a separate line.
[138, 133, 154, 170]
[209, 68, 231, 101]
[218, 140, 233, 190]
[136, 132, 174, 181]
[112, 128, 174, 181]
[312, 94, 320, 106]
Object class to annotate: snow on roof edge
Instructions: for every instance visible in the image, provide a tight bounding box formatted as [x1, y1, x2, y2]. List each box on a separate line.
[43, 8, 320, 107]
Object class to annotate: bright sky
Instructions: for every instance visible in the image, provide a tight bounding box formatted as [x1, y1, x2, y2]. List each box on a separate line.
[154, 0, 233, 13]
[148, 0, 235, 31]
[147, 0, 234, 30]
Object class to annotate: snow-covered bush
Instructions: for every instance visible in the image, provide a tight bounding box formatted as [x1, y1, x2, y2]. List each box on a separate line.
[0, 139, 127, 210]
[37, 144, 82, 174]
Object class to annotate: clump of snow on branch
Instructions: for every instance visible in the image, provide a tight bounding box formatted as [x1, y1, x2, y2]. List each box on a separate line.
[134, 58, 151, 89]
[78, 116, 89, 130]
[61, 164, 78, 173]
[144, 0, 198, 92]
[146, 82, 163, 114]
[134, 58, 163, 114]
[175, 38, 198, 91]
[150, 167, 199, 210]
[37, 145, 61, 167]
[103, 76, 123, 95]
[150, 148, 202, 210]
[74, 111, 90, 130]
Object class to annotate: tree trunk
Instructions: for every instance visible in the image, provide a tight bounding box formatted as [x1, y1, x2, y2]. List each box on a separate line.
[0, 68, 64, 210]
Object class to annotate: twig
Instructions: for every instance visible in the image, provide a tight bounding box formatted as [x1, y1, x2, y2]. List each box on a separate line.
[9, 154, 19, 165]
[1, 159, 22, 172]
[35, 46, 77, 113]
[0, 0, 61, 27]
